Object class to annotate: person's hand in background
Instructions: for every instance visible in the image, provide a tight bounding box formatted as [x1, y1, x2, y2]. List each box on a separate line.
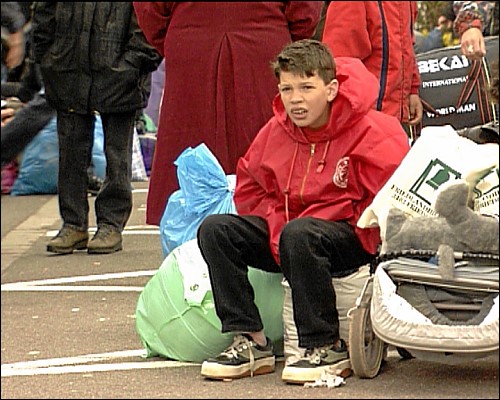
[460, 27, 486, 60]
[1, 107, 16, 127]
[1, 97, 24, 127]
[4, 30, 25, 69]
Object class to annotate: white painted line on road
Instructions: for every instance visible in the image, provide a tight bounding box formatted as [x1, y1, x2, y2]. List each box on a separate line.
[1, 196, 60, 270]
[122, 225, 160, 231]
[1, 285, 146, 292]
[132, 188, 148, 194]
[1, 187, 188, 379]
[2, 349, 199, 377]
[4, 349, 147, 368]
[1, 361, 199, 377]
[1, 270, 156, 288]
[1, 270, 157, 292]
[46, 227, 160, 236]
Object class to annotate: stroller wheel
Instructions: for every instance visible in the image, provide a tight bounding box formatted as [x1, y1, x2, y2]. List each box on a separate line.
[348, 304, 384, 379]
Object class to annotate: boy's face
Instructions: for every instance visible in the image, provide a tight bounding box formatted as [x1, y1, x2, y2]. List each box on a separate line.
[278, 71, 338, 129]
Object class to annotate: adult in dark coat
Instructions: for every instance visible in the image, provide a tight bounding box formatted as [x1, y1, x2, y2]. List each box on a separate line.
[31, 2, 161, 254]
[133, 2, 323, 226]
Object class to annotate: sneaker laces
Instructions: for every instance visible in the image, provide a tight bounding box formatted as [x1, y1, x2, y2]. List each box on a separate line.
[220, 334, 257, 377]
[304, 344, 332, 365]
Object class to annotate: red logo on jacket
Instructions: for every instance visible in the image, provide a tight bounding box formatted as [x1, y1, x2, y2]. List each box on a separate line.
[333, 157, 349, 188]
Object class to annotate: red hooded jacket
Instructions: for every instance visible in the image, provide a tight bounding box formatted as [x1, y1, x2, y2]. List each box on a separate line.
[234, 57, 410, 264]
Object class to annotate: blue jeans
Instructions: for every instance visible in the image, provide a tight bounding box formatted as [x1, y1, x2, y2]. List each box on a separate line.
[56, 110, 135, 233]
[197, 214, 374, 349]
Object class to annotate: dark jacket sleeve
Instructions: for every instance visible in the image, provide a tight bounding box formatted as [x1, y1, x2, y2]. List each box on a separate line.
[30, 2, 56, 63]
[123, 9, 162, 74]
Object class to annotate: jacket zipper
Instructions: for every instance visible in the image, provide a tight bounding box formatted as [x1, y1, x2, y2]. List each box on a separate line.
[300, 143, 315, 204]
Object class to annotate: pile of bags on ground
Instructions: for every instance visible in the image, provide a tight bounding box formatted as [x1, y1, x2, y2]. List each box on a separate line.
[135, 143, 371, 364]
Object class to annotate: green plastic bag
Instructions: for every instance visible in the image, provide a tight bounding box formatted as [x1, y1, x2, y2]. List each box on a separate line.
[135, 239, 284, 363]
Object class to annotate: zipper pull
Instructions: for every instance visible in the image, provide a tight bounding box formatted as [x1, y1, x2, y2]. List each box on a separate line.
[316, 160, 325, 173]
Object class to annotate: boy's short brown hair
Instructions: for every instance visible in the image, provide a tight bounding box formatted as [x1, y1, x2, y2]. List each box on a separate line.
[271, 39, 336, 84]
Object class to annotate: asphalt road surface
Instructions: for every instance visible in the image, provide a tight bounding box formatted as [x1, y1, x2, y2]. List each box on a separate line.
[1, 182, 498, 399]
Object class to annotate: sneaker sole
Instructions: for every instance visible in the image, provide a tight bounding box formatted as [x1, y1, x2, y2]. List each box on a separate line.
[281, 358, 349, 384]
[201, 356, 275, 380]
[87, 243, 123, 254]
[47, 239, 88, 254]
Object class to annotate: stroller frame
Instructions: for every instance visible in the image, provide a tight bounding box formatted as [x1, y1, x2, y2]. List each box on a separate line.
[347, 250, 499, 379]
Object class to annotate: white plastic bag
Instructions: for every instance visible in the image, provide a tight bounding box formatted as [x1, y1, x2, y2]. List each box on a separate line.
[358, 125, 499, 240]
[282, 265, 370, 365]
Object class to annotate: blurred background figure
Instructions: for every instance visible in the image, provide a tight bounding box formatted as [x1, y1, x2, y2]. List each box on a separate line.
[133, 2, 323, 226]
[2, 1, 50, 171]
[419, 1, 460, 53]
[1, 2, 41, 195]
[1, 2, 26, 83]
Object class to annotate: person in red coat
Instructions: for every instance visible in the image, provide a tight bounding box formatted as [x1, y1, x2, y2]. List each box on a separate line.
[133, 2, 323, 226]
[322, 1, 423, 134]
[196, 39, 410, 383]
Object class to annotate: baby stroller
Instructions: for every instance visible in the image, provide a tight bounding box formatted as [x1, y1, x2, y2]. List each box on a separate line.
[347, 123, 499, 379]
[347, 250, 499, 378]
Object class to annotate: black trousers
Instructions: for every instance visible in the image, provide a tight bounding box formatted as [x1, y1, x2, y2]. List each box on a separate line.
[56, 110, 135, 233]
[197, 214, 374, 349]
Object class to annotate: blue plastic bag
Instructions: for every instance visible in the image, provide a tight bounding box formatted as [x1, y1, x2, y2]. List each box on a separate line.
[91, 116, 106, 179]
[11, 115, 106, 195]
[160, 143, 237, 257]
[11, 116, 59, 195]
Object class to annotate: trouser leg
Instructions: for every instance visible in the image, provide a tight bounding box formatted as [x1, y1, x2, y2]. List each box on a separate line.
[197, 214, 281, 333]
[279, 217, 374, 349]
[56, 111, 93, 231]
[94, 112, 135, 232]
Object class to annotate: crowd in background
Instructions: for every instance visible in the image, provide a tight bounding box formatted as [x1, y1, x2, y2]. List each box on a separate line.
[1, 0, 498, 388]
[2, 1, 497, 199]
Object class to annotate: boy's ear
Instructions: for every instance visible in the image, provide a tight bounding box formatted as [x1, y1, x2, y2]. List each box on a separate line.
[327, 79, 339, 101]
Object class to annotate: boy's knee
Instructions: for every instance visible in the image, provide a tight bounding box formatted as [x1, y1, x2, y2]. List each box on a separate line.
[280, 217, 315, 245]
[197, 214, 232, 241]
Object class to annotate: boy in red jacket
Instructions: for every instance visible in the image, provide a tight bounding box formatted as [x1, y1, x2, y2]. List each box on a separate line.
[197, 39, 410, 383]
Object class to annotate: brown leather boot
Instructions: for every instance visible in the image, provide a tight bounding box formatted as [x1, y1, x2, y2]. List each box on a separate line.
[87, 227, 122, 254]
[47, 226, 89, 254]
